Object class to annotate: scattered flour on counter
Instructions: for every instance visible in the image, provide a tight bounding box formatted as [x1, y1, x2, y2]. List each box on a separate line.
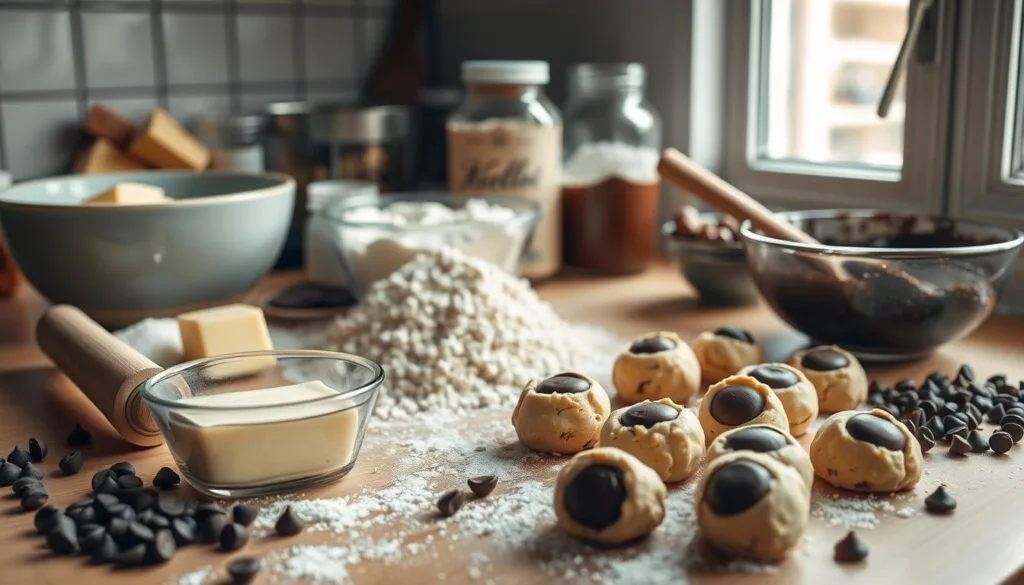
[895, 506, 918, 519]
[166, 565, 215, 585]
[271, 545, 351, 584]
[812, 494, 897, 529]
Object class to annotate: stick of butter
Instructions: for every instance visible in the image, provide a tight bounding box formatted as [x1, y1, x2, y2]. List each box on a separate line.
[168, 381, 360, 486]
[177, 304, 276, 378]
[84, 182, 170, 205]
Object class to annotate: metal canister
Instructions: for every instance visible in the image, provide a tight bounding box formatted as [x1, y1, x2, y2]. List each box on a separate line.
[192, 115, 266, 173]
[308, 105, 413, 192]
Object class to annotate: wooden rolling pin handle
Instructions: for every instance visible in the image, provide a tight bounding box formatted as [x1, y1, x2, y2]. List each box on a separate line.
[36, 305, 164, 448]
[657, 148, 821, 246]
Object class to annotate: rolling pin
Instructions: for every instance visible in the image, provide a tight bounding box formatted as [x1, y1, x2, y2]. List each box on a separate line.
[37, 305, 164, 447]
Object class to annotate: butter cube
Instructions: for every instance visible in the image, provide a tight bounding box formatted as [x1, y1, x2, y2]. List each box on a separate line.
[178, 304, 275, 377]
[129, 109, 211, 170]
[75, 139, 147, 174]
[84, 104, 135, 149]
[84, 182, 170, 205]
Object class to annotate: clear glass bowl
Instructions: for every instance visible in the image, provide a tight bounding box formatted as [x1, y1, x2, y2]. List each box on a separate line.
[662, 218, 758, 306]
[140, 350, 383, 497]
[324, 192, 539, 298]
[741, 210, 1024, 362]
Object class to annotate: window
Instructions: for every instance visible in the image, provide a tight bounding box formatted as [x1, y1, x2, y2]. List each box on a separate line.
[724, 0, 955, 212]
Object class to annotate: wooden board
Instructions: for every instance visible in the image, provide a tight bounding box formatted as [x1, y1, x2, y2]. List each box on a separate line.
[0, 264, 1023, 585]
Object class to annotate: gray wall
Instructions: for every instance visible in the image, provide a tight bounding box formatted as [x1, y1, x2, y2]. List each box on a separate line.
[0, 0, 392, 180]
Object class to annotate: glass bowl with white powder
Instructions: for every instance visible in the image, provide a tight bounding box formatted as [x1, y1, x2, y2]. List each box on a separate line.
[325, 192, 539, 298]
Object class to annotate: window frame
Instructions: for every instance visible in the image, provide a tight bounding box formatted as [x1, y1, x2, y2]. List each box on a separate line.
[722, 0, 957, 212]
[947, 0, 1024, 225]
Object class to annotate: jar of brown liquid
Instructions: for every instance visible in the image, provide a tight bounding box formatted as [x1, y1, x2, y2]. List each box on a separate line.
[562, 63, 662, 275]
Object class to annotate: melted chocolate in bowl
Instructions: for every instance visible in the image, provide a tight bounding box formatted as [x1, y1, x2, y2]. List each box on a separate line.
[745, 213, 1020, 359]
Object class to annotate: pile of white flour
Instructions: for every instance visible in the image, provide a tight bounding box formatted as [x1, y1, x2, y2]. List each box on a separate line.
[325, 248, 618, 419]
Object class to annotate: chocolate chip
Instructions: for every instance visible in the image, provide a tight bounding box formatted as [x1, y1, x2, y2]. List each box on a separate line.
[227, 557, 262, 584]
[956, 364, 975, 384]
[201, 513, 229, 544]
[968, 430, 989, 453]
[67, 504, 98, 526]
[78, 525, 107, 555]
[800, 347, 849, 371]
[833, 531, 868, 563]
[89, 535, 120, 564]
[1003, 422, 1024, 443]
[1001, 413, 1024, 428]
[133, 489, 157, 512]
[919, 400, 938, 419]
[34, 505, 64, 534]
[990, 431, 1014, 454]
[109, 462, 136, 477]
[563, 464, 626, 530]
[56, 451, 83, 476]
[117, 474, 143, 490]
[220, 523, 249, 552]
[467, 475, 498, 498]
[925, 486, 956, 514]
[940, 402, 960, 416]
[949, 434, 971, 456]
[901, 418, 917, 436]
[0, 461, 20, 486]
[1008, 407, 1024, 418]
[924, 416, 945, 439]
[274, 505, 305, 537]
[156, 493, 185, 517]
[116, 544, 147, 567]
[989, 374, 1008, 387]
[867, 392, 886, 406]
[705, 459, 771, 516]
[436, 489, 466, 518]
[714, 327, 754, 343]
[747, 365, 799, 389]
[126, 521, 155, 547]
[148, 514, 171, 531]
[27, 438, 47, 463]
[47, 520, 79, 555]
[723, 426, 789, 453]
[7, 445, 28, 468]
[845, 413, 906, 451]
[944, 423, 968, 441]
[108, 517, 131, 546]
[146, 529, 176, 564]
[18, 462, 42, 480]
[171, 517, 197, 545]
[21, 491, 48, 511]
[67, 424, 91, 446]
[710, 384, 765, 426]
[92, 469, 118, 494]
[916, 427, 935, 453]
[152, 467, 180, 490]
[232, 504, 259, 526]
[195, 502, 227, 520]
[619, 402, 679, 428]
[12, 476, 42, 497]
[629, 335, 676, 354]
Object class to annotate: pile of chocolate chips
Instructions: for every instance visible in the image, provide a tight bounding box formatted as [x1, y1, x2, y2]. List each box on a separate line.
[867, 365, 1024, 455]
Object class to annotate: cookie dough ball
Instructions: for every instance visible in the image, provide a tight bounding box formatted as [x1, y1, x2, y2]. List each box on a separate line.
[512, 372, 611, 454]
[600, 399, 705, 483]
[810, 409, 922, 493]
[698, 375, 789, 445]
[788, 345, 867, 413]
[554, 447, 666, 545]
[696, 451, 810, 563]
[737, 363, 819, 437]
[705, 424, 814, 489]
[612, 332, 701, 405]
[693, 327, 763, 384]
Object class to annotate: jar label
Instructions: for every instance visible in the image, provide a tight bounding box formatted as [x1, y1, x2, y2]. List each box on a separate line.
[447, 122, 562, 279]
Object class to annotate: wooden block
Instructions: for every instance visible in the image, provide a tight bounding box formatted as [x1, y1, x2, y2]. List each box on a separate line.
[74, 139, 148, 174]
[84, 182, 170, 205]
[129, 109, 211, 171]
[83, 104, 135, 149]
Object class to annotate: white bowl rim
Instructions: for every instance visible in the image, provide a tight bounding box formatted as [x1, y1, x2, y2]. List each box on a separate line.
[0, 170, 295, 211]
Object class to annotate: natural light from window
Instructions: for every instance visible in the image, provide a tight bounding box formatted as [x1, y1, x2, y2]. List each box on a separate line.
[757, 0, 909, 169]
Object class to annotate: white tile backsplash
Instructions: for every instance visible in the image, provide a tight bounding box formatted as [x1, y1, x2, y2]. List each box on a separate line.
[163, 13, 230, 85]
[86, 96, 158, 124]
[0, 100, 80, 180]
[237, 14, 295, 84]
[167, 93, 232, 123]
[82, 13, 156, 89]
[0, 12, 75, 93]
[304, 16, 356, 82]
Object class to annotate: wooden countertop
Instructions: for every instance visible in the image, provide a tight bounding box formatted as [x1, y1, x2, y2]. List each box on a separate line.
[1, 263, 1023, 584]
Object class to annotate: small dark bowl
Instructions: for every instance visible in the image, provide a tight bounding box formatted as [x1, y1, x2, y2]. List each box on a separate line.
[741, 210, 1024, 362]
[662, 219, 758, 306]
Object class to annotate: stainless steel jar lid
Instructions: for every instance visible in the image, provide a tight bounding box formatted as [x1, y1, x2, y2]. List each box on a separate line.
[193, 115, 266, 148]
[309, 105, 411, 143]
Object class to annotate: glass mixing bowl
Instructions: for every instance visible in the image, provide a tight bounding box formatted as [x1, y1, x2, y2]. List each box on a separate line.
[741, 210, 1024, 362]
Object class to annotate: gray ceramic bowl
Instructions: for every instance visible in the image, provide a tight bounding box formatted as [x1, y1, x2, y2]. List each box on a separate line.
[0, 171, 295, 327]
[662, 218, 758, 306]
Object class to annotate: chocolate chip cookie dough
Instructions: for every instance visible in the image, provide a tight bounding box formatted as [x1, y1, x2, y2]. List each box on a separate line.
[737, 363, 819, 437]
[789, 346, 867, 413]
[600, 400, 705, 483]
[698, 375, 789, 445]
[612, 332, 701, 405]
[696, 451, 810, 562]
[705, 424, 814, 489]
[512, 372, 611, 454]
[693, 327, 763, 384]
[809, 409, 922, 492]
[554, 447, 666, 545]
